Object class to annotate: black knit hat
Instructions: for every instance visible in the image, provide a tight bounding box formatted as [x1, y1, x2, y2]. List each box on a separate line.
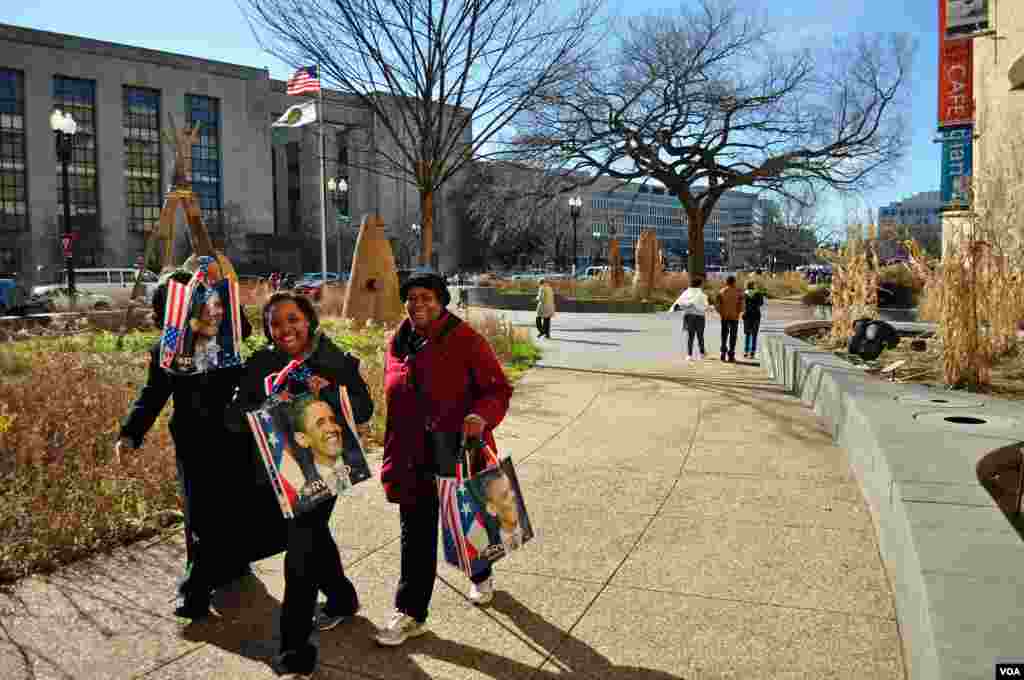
[399, 270, 451, 307]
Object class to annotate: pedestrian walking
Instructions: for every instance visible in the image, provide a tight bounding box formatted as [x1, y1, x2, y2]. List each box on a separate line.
[672, 276, 710, 361]
[117, 269, 254, 619]
[376, 271, 513, 647]
[535, 278, 556, 339]
[716, 275, 744, 362]
[230, 292, 374, 678]
[742, 280, 766, 359]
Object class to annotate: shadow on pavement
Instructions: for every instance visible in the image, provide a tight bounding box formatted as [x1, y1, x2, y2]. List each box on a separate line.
[318, 589, 696, 680]
[180, 574, 283, 669]
[542, 338, 621, 347]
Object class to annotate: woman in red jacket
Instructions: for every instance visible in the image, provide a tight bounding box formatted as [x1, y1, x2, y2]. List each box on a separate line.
[376, 271, 513, 647]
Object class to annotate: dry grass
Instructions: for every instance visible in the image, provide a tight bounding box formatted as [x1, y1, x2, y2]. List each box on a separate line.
[819, 238, 879, 346]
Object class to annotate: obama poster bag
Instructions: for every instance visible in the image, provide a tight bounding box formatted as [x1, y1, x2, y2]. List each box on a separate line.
[246, 359, 371, 518]
[438, 439, 534, 578]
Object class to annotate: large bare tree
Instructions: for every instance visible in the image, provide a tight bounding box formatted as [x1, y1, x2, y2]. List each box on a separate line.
[242, 0, 600, 267]
[512, 0, 913, 275]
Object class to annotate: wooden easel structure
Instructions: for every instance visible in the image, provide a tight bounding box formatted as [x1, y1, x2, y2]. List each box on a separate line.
[131, 123, 234, 299]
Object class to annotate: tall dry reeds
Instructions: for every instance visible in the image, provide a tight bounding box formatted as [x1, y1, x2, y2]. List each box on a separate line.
[820, 238, 879, 346]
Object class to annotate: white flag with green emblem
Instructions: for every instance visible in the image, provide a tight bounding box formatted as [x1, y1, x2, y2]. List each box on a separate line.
[271, 101, 317, 145]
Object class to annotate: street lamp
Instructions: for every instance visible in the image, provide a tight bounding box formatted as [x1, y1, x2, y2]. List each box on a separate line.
[51, 109, 78, 302]
[327, 177, 350, 274]
[568, 195, 582, 276]
[592, 226, 606, 265]
[719, 235, 729, 269]
[410, 223, 422, 269]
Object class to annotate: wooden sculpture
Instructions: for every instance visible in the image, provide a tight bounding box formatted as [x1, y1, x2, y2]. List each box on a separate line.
[342, 214, 405, 324]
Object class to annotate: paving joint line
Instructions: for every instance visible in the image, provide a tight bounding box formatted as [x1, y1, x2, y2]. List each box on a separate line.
[515, 369, 609, 466]
[527, 390, 705, 679]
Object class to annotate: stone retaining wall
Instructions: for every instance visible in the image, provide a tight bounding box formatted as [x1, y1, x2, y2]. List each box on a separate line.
[760, 326, 1024, 680]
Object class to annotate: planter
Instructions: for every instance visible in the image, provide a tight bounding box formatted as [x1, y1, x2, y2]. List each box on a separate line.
[810, 305, 920, 323]
[465, 287, 664, 314]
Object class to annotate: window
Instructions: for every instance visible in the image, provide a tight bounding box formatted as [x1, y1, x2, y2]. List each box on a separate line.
[0, 69, 27, 233]
[0, 247, 16, 273]
[123, 87, 162, 234]
[186, 94, 222, 229]
[54, 76, 100, 262]
[286, 141, 301, 231]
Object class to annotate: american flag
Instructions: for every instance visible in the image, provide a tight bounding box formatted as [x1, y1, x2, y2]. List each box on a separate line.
[248, 410, 297, 518]
[286, 66, 320, 96]
[159, 277, 194, 369]
[439, 476, 491, 577]
[264, 359, 307, 396]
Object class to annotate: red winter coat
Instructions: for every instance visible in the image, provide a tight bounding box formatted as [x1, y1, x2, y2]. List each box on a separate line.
[381, 312, 513, 504]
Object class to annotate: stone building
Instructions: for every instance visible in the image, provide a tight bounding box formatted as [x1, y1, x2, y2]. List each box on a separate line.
[951, 2, 1024, 250]
[0, 23, 467, 284]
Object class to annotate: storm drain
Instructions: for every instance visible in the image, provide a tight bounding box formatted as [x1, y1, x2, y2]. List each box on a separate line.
[896, 395, 984, 408]
[913, 411, 1021, 434]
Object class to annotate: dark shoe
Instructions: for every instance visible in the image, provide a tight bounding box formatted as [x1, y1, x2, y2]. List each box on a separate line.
[174, 596, 211, 620]
[720, 353, 727, 361]
[277, 644, 317, 676]
[315, 601, 360, 631]
[728, 354, 736, 362]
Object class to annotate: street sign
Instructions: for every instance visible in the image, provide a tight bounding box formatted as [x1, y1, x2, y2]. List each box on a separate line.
[939, 125, 973, 208]
[61, 234, 74, 258]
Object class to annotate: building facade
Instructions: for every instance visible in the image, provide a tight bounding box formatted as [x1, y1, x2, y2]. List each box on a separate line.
[582, 183, 770, 269]
[0, 23, 466, 284]
[878, 190, 943, 257]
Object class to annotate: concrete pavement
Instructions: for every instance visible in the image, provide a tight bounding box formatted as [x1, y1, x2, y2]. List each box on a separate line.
[0, 302, 905, 679]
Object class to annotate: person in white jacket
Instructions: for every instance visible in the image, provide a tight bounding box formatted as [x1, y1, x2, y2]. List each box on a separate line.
[672, 277, 711, 360]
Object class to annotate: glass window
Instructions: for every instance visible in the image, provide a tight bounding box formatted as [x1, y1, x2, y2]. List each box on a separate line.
[0, 69, 27, 233]
[123, 87, 162, 234]
[76, 271, 109, 284]
[53, 76, 100, 262]
[286, 141, 301, 231]
[186, 94, 222, 230]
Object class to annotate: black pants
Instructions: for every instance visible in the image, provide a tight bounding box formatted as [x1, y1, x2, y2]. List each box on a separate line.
[743, 316, 761, 354]
[720, 319, 739, 357]
[280, 497, 359, 654]
[396, 492, 492, 623]
[536, 316, 551, 337]
[683, 314, 705, 356]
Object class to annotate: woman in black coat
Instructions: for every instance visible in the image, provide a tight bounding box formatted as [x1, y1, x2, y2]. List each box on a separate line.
[229, 291, 373, 677]
[117, 270, 254, 619]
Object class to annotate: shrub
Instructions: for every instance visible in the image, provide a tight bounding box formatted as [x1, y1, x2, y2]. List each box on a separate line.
[801, 286, 831, 307]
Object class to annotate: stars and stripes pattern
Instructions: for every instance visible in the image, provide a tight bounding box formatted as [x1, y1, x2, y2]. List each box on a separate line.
[263, 359, 311, 397]
[159, 275, 196, 369]
[247, 410, 296, 518]
[439, 475, 492, 577]
[286, 66, 321, 96]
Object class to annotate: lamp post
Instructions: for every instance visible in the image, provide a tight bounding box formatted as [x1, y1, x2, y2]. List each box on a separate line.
[719, 235, 728, 270]
[410, 223, 422, 269]
[51, 109, 78, 301]
[568, 195, 582, 277]
[327, 177, 350, 275]
[592, 227, 605, 265]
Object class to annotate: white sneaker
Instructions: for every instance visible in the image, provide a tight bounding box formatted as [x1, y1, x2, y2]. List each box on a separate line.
[685, 355, 693, 362]
[467, 578, 494, 605]
[375, 611, 428, 647]
[695, 352, 704, 361]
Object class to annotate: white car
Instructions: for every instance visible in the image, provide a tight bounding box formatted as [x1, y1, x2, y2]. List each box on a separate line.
[33, 268, 158, 304]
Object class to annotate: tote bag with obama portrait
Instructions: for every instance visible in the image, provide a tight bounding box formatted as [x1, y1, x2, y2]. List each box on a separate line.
[439, 441, 534, 578]
[246, 360, 371, 518]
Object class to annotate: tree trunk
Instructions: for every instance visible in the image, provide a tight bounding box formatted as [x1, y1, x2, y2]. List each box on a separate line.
[419, 188, 434, 268]
[687, 206, 706, 277]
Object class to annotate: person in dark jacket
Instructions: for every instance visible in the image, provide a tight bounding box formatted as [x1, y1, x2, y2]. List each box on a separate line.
[229, 291, 373, 678]
[375, 271, 513, 647]
[742, 281, 766, 359]
[117, 269, 254, 619]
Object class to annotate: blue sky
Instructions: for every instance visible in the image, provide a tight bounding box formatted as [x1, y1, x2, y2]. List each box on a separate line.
[2, 0, 941, 227]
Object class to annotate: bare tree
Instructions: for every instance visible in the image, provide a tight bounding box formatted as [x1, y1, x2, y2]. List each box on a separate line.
[460, 161, 572, 267]
[512, 0, 913, 275]
[242, 0, 601, 267]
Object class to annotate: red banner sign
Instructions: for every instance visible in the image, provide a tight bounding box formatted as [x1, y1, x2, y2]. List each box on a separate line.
[939, 39, 974, 127]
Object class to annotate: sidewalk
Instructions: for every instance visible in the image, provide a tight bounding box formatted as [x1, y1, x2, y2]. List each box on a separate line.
[0, 304, 904, 679]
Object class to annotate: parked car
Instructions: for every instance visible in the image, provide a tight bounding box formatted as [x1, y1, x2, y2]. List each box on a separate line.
[40, 288, 116, 312]
[33, 268, 159, 304]
[0, 278, 50, 316]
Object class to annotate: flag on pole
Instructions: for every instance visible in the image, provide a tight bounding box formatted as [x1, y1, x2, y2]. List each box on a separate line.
[271, 101, 318, 145]
[286, 66, 321, 96]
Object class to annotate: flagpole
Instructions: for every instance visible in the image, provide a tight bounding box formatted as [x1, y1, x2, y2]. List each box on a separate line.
[317, 65, 329, 287]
